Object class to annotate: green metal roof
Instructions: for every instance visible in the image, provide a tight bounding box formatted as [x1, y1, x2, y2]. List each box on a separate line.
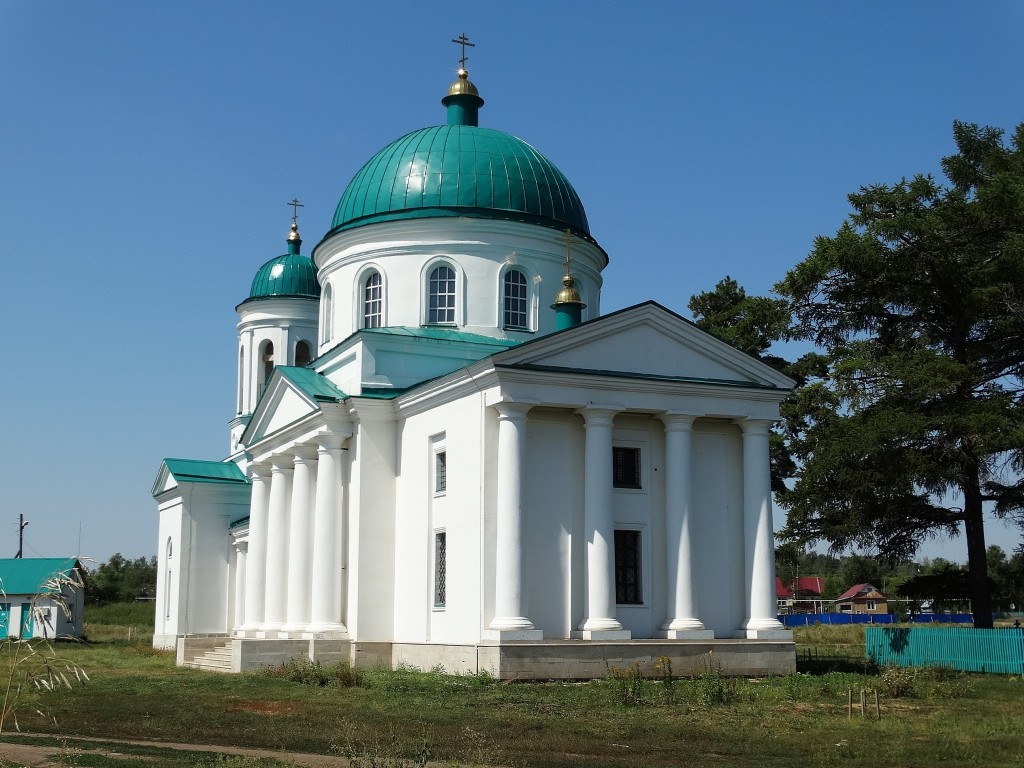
[245, 253, 320, 302]
[162, 459, 249, 485]
[0, 558, 80, 596]
[277, 366, 348, 402]
[328, 125, 591, 238]
[360, 326, 521, 347]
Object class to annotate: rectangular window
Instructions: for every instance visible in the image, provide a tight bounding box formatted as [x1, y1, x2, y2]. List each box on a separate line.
[614, 529, 642, 604]
[612, 446, 642, 489]
[434, 531, 447, 608]
[435, 450, 447, 494]
[866, 600, 876, 611]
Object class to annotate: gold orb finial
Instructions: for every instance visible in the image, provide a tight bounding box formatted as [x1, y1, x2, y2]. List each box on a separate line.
[288, 221, 300, 242]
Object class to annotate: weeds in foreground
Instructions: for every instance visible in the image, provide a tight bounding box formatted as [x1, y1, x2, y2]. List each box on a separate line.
[880, 665, 977, 699]
[1, 567, 89, 736]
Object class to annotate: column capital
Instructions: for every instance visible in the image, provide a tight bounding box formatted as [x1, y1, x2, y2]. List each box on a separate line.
[316, 430, 349, 452]
[576, 405, 623, 427]
[736, 417, 775, 437]
[248, 461, 271, 480]
[270, 454, 295, 474]
[234, 539, 249, 554]
[659, 412, 698, 432]
[292, 445, 318, 464]
[492, 400, 535, 421]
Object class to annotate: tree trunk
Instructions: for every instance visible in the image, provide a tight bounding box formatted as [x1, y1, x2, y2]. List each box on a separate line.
[963, 474, 993, 628]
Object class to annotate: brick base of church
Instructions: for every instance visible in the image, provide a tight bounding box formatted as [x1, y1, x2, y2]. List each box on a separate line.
[178, 636, 796, 677]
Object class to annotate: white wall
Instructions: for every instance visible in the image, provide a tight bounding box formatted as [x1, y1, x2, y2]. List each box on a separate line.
[690, 419, 746, 637]
[314, 218, 605, 351]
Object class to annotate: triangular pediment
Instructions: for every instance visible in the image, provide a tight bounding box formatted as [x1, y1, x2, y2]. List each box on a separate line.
[241, 367, 345, 447]
[492, 302, 794, 390]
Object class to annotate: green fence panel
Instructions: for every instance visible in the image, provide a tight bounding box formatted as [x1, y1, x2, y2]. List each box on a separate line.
[866, 626, 1024, 674]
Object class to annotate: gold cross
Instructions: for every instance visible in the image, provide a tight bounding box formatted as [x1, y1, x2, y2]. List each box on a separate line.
[287, 197, 304, 225]
[451, 33, 475, 69]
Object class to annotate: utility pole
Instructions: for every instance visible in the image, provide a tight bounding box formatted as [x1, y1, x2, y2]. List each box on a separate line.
[15, 514, 28, 558]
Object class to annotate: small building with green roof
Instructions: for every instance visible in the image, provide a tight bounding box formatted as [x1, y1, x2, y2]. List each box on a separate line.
[0, 558, 85, 640]
[153, 48, 796, 677]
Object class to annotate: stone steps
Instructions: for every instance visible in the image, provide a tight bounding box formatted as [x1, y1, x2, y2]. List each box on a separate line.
[185, 641, 234, 673]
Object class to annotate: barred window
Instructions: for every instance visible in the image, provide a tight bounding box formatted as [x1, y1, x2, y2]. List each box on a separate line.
[428, 265, 456, 324]
[502, 269, 528, 329]
[363, 271, 382, 328]
[434, 531, 447, 608]
[614, 530, 642, 604]
[435, 450, 447, 494]
[612, 446, 641, 489]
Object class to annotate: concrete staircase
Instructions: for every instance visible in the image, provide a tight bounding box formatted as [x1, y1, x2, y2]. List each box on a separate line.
[184, 639, 234, 673]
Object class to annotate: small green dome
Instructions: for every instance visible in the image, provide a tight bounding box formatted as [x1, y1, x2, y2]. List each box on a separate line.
[246, 252, 320, 301]
[328, 125, 591, 238]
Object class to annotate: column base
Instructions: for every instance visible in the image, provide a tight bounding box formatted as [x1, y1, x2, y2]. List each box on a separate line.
[660, 628, 715, 640]
[280, 622, 310, 635]
[738, 628, 793, 640]
[488, 616, 536, 632]
[483, 628, 544, 641]
[571, 629, 632, 640]
[304, 622, 349, 637]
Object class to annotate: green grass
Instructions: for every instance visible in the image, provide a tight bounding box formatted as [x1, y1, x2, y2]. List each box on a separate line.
[1, 627, 1022, 767]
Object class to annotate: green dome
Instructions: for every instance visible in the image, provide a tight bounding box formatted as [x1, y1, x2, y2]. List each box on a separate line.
[328, 125, 591, 237]
[246, 252, 320, 301]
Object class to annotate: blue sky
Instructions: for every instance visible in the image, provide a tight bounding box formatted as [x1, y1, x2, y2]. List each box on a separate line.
[1, 1, 1021, 565]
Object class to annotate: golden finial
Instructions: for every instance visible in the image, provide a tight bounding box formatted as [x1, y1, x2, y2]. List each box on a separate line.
[555, 229, 583, 304]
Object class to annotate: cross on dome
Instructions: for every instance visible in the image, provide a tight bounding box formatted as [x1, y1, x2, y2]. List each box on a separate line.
[451, 33, 475, 72]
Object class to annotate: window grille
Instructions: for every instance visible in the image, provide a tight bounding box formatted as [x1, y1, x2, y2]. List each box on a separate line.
[614, 529, 642, 604]
[428, 266, 456, 324]
[612, 446, 642, 489]
[503, 269, 528, 329]
[435, 450, 447, 494]
[434, 532, 447, 607]
[363, 272, 382, 328]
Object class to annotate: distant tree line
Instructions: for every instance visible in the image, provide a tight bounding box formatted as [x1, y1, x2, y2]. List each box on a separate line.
[85, 553, 157, 605]
[774, 545, 1024, 614]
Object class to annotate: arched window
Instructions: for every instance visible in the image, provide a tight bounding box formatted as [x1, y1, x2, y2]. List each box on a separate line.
[322, 283, 334, 344]
[363, 271, 382, 328]
[427, 265, 456, 324]
[260, 341, 274, 394]
[295, 340, 311, 368]
[502, 269, 529, 329]
[164, 538, 173, 621]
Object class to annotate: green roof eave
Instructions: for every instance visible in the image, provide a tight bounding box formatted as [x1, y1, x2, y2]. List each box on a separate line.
[276, 366, 348, 402]
[493, 363, 789, 391]
[0, 558, 81, 596]
[161, 459, 249, 486]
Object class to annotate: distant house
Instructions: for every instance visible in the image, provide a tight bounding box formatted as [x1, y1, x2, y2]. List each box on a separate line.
[0, 558, 85, 639]
[834, 583, 889, 615]
[776, 576, 827, 614]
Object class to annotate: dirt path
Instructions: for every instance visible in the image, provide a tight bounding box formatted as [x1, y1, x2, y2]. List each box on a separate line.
[0, 734, 358, 767]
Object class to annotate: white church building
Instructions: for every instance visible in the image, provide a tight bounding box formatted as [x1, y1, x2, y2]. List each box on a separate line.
[152, 58, 796, 677]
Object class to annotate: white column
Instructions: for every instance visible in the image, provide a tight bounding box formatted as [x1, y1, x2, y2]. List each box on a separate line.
[261, 455, 292, 633]
[232, 541, 248, 634]
[739, 419, 788, 637]
[282, 446, 317, 634]
[660, 414, 713, 639]
[575, 407, 630, 639]
[240, 463, 269, 633]
[308, 433, 349, 634]
[487, 402, 542, 639]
